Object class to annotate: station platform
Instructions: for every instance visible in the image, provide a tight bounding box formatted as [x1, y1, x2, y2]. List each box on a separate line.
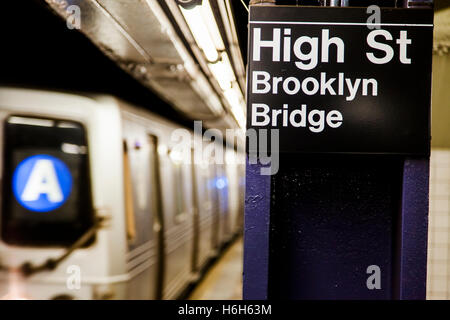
[189, 238, 243, 300]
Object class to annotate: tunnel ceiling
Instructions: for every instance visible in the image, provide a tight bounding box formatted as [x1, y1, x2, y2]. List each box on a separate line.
[44, 0, 247, 134]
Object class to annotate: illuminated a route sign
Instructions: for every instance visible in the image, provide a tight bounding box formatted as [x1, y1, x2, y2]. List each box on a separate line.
[13, 154, 73, 212]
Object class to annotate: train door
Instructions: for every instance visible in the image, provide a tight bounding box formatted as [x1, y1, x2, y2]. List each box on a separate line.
[194, 155, 216, 270]
[160, 145, 194, 299]
[121, 128, 159, 299]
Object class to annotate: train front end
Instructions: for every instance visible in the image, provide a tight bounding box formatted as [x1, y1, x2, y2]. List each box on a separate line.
[0, 88, 126, 300]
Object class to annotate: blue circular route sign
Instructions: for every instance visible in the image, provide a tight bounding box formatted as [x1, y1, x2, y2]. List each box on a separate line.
[12, 154, 73, 212]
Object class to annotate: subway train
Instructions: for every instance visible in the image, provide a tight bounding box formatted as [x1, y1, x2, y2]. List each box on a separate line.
[0, 87, 245, 300]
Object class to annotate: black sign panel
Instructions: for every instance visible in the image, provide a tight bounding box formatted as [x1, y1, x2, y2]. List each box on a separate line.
[247, 6, 433, 155]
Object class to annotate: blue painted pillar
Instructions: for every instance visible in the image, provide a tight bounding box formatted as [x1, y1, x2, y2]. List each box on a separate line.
[244, 155, 430, 300]
[243, 159, 271, 300]
[399, 158, 429, 299]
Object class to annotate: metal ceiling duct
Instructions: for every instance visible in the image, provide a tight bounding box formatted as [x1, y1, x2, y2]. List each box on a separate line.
[44, 0, 246, 135]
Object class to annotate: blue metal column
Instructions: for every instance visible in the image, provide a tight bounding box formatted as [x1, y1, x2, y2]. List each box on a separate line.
[243, 159, 271, 300]
[399, 158, 430, 299]
[244, 157, 430, 300]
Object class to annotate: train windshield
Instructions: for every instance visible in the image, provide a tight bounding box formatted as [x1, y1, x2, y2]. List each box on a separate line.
[1, 116, 94, 247]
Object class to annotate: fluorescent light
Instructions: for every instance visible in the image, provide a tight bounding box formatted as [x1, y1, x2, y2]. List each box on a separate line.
[179, 0, 246, 129]
[231, 104, 246, 129]
[223, 86, 246, 128]
[208, 52, 236, 91]
[180, 1, 224, 62]
[209, 52, 246, 128]
[198, 0, 224, 50]
[193, 74, 224, 115]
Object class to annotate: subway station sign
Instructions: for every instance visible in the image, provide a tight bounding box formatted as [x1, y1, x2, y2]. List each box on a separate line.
[247, 6, 433, 155]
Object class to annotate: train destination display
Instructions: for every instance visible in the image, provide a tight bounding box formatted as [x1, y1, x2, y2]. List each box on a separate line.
[247, 6, 433, 155]
[13, 154, 73, 212]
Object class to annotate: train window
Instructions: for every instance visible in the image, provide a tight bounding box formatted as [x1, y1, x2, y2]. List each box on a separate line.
[123, 140, 137, 243]
[1, 116, 94, 247]
[190, 149, 199, 216]
[169, 149, 186, 220]
[173, 163, 186, 218]
[198, 164, 211, 211]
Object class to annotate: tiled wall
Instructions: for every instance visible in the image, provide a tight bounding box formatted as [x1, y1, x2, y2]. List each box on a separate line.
[427, 149, 450, 299]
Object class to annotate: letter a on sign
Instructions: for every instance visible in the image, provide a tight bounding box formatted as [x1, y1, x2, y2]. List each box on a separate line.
[13, 155, 73, 212]
[21, 159, 63, 203]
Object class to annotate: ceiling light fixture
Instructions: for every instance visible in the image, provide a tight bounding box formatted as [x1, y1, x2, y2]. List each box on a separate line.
[178, 0, 246, 128]
[179, 0, 224, 62]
